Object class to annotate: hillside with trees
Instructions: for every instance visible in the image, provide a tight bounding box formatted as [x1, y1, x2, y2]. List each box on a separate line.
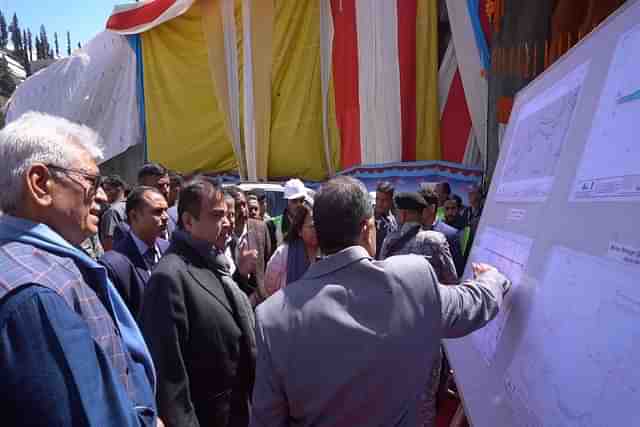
[0, 9, 81, 99]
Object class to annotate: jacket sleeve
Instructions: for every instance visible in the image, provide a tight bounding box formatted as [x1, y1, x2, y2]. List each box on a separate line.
[438, 269, 511, 338]
[249, 311, 289, 427]
[140, 269, 199, 427]
[428, 239, 459, 285]
[0, 286, 148, 427]
[100, 253, 138, 317]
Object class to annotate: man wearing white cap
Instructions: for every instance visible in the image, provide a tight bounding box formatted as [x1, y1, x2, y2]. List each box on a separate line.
[269, 178, 308, 247]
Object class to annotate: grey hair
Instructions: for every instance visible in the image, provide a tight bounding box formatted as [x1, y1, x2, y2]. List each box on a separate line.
[0, 112, 103, 213]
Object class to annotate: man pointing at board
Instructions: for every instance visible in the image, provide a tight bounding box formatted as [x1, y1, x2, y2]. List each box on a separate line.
[250, 177, 511, 427]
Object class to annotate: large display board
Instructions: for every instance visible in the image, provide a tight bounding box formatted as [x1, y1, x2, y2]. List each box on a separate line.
[444, 1, 640, 425]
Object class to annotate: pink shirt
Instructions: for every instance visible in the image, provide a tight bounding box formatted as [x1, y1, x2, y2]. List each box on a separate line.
[264, 244, 290, 297]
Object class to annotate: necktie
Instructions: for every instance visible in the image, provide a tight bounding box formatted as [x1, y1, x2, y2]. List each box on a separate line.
[144, 246, 158, 270]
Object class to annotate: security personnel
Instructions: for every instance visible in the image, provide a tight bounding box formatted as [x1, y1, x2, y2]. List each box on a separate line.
[379, 192, 458, 285]
[378, 191, 459, 426]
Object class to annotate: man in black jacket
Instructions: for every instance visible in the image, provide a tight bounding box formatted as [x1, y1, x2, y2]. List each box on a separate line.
[140, 177, 256, 427]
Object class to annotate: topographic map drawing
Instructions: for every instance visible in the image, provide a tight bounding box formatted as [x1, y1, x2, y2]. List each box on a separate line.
[496, 63, 589, 202]
[505, 246, 640, 426]
[468, 228, 532, 366]
[502, 89, 579, 183]
[572, 23, 640, 201]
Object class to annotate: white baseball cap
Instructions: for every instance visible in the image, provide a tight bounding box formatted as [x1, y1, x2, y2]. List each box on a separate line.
[283, 178, 307, 200]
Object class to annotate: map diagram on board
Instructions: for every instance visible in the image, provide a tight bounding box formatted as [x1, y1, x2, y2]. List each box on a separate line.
[502, 89, 579, 182]
[496, 62, 589, 202]
[572, 23, 640, 202]
[504, 246, 640, 427]
[467, 228, 532, 366]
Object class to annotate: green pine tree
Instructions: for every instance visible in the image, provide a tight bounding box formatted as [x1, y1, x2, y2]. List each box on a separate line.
[35, 35, 41, 60]
[0, 54, 16, 96]
[39, 25, 49, 59]
[54, 32, 59, 58]
[66, 31, 71, 56]
[9, 14, 22, 57]
[0, 12, 8, 49]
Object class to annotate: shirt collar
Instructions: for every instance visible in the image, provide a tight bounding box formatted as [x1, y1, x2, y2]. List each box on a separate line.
[129, 230, 157, 256]
[304, 246, 371, 280]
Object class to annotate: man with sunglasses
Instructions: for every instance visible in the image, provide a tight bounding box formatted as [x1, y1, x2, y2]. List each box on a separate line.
[0, 113, 159, 426]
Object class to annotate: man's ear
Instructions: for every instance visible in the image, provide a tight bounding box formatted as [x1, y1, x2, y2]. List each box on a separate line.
[181, 211, 193, 232]
[128, 209, 138, 225]
[359, 217, 376, 256]
[25, 164, 54, 208]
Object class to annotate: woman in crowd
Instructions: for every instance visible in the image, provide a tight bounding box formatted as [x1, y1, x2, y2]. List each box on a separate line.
[264, 201, 319, 297]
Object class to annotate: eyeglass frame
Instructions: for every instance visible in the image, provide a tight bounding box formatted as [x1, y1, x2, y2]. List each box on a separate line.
[45, 164, 105, 198]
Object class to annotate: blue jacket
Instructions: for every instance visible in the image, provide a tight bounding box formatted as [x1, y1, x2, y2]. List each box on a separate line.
[0, 230, 156, 426]
[100, 231, 169, 318]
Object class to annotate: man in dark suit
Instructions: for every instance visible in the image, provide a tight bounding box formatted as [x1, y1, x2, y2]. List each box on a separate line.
[140, 177, 256, 427]
[100, 186, 169, 318]
[374, 181, 398, 259]
[138, 163, 173, 239]
[419, 184, 467, 277]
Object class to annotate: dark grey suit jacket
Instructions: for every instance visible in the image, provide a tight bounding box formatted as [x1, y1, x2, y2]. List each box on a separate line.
[140, 232, 256, 427]
[251, 246, 509, 427]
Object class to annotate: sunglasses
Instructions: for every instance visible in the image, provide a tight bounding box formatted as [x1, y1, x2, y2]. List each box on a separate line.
[46, 164, 105, 198]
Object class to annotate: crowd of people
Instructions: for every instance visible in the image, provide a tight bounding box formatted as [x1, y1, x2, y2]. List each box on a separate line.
[0, 113, 510, 427]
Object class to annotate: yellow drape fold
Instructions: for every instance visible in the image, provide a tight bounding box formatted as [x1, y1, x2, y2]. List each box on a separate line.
[245, 0, 274, 180]
[142, 2, 236, 173]
[416, 0, 441, 160]
[200, 0, 246, 178]
[269, 0, 329, 181]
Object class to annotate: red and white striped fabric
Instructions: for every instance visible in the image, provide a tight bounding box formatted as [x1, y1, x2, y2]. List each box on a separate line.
[106, 0, 195, 35]
[329, 0, 429, 169]
[105, 0, 440, 178]
[439, 39, 474, 163]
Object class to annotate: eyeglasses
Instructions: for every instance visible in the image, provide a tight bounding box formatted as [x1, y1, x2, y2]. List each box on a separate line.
[46, 164, 105, 198]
